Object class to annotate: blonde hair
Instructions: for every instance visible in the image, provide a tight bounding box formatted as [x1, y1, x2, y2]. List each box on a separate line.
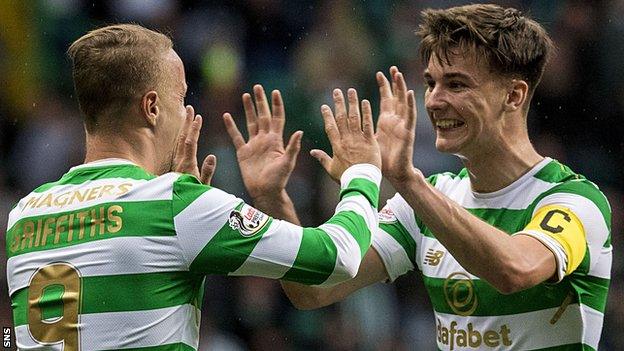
[67, 24, 172, 132]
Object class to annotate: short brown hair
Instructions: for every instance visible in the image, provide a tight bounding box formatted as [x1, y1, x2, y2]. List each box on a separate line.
[67, 24, 172, 132]
[418, 4, 553, 93]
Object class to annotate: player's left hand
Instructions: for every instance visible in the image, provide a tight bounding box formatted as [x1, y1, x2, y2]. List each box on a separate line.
[375, 66, 418, 185]
[172, 105, 217, 185]
[223, 85, 303, 200]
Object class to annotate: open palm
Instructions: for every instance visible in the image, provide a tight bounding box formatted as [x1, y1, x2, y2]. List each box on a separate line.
[375, 67, 418, 184]
[223, 85, 302, 199]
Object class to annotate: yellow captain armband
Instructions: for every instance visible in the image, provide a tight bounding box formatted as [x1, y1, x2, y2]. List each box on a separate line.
[523, 205, 587, 275]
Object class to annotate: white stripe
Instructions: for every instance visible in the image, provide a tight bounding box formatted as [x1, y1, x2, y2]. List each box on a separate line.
[230, 220, 302, 279]
[419, 236, 479, 280]
[581, 303, 604, 349]
[7, 173, 180, 229]
[7, 236, 187, 295]
[335, 194, 377, 231]
[386, 193, 422, 244]
[15, 304, 199, 350]
[589, 246, 612, 279]
[173, 187, 241, 267]
[317, 223, 363, 286]
[371, 226, 414, 282]
[434, 302, 602, 350]
[431, 158, 555, 210]
[533, 193, 610, 273]
[340, 163, 382, 189]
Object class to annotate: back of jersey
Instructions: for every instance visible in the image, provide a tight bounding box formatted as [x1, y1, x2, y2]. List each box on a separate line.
[6, 159, 202, 350]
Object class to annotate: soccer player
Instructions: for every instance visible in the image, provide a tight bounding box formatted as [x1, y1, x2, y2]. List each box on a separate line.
[5, 24, 382, 349]
[234, 5, 612, 350]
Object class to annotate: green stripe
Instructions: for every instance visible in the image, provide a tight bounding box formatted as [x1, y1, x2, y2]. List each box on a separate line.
[424, 276, 574, 316]
[380, 221, 416, 265]
[572, 275, 610, 312]
[33, 165, 155, 193]
[530, 343, 592, 350]
[6, 200, 175, 258]
[100, 342, 196, 351]
[188, 211, 272, 275]
[327, 210, 370, 258]
[281, 227, 338, 285]
[340, 178, 379, 209]
[418, 208, 531, 239]
[532, 160, 577, 184]
[172, 174, 211, 217]
[11, 271, 203, 326]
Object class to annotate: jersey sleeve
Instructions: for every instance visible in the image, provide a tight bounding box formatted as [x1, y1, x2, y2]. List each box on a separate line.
[172, 164, 381, 286]
[515, 180, 611, 282]
[371, 193, 421, 282]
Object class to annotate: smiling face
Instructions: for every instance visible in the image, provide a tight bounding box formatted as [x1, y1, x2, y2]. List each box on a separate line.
[424, 50, 510, 158]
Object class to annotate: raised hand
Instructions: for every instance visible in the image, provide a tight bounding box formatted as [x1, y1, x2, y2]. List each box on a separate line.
[375, 66, 418, 185]
[172, 105, 217, 184]
[312, 88, 381, 182]
[223, 85, 303, 200]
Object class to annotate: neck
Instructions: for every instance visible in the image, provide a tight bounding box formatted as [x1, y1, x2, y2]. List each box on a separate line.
[460, 136, 543, 193]
[84, 129, 166, 175]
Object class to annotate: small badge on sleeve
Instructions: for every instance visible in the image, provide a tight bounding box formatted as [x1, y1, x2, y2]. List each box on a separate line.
[228, 204, 269, 237]
[378, 206, 398, 224]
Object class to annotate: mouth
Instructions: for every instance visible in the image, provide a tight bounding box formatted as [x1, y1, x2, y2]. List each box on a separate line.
[434, 119, 465, 131]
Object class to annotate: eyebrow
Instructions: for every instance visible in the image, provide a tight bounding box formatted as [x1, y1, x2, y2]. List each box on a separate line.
[423, 71, 477, 85]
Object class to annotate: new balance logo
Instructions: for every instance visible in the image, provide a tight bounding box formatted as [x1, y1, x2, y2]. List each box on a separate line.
[425, 249, 445, 266]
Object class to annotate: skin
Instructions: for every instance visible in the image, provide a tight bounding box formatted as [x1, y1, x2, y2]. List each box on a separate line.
[84, 48, 215, 181]
[257, 52, 558, 309]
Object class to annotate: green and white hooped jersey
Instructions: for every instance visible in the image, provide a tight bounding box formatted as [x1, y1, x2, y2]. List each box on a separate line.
[6, 159, 381, 350]
[372, 158, 611, 351]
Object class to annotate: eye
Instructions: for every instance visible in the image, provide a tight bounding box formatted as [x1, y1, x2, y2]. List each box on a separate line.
[448, 81, 467, 90]
[424, 80, 435, 91]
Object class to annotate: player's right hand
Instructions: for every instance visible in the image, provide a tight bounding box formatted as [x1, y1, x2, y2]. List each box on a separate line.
[312, 88, 381, 182]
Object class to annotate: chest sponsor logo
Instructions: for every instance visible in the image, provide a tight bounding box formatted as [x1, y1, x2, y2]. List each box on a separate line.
[443, 272, 478, 316]
[228, 204, 269, 237]
[425, 248, 445, 266]
[437, 319, 512, 350]
[378, 207, 397, 223]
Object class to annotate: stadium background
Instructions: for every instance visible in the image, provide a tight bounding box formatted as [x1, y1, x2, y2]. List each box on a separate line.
[0, 0, 622, 349]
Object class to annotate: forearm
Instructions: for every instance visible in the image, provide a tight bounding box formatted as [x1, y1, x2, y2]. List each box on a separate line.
[393, 171, 540, 292]
[253, 190, 301, 225]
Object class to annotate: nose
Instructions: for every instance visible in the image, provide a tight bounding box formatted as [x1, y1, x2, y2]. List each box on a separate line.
[424, 85, 447, 111]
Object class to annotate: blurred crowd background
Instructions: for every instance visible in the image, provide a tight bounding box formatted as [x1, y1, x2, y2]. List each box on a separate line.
[1, 0, 622, 350]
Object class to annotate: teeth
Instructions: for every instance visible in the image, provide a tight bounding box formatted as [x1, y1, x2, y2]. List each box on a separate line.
[436, 119, 463, 129]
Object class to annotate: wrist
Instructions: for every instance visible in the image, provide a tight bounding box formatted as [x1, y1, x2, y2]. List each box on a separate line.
[253, 189, 292, 210]
[388, 167, 426, 193]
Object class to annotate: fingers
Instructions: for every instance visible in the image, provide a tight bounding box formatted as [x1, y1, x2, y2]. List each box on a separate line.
[310, 149, 333, 173]
[183, 114, 202, 162]
[361, 99, 374, 138]
[320, 104, 340, 144]
[242, 93, 258, 137]
[200, 154, 217, 185]
[406, 90, 417, 131]
[347, 88, 361, 132]
[284, 130, 303, 164]
[390, 66, 399, 96]
[394, 71, 408, 117]
[271, 90, 285, 134]
[332, 89, 349, 135]
[253, 85, 271, 133]
[176, 106, 195, 156]
[223, 113, 246, 150]
[377, 72, 394, 114]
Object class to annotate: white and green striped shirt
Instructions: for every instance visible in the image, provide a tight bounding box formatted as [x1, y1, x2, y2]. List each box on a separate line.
[6, 159, 381, 350]
[373, 158, 611, 351]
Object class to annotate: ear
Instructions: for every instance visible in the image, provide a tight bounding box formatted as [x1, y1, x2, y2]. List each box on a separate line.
[504, 79, 529, 112]
[141, 91, 159, 127]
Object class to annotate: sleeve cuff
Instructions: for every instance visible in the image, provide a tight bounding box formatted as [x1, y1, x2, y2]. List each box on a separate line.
[340, 164, 382, 190]
[513, 230, 567, 283]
